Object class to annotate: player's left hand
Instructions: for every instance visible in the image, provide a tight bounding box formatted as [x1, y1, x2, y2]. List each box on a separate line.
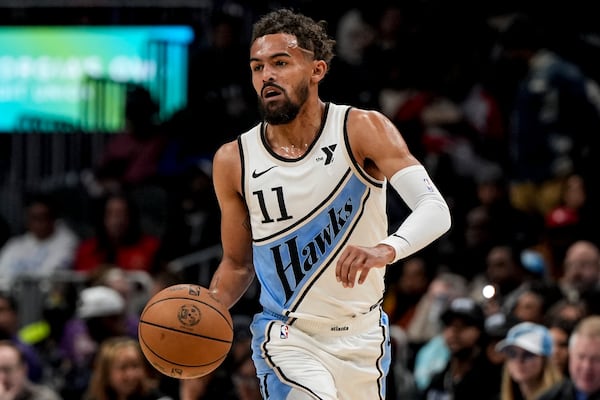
[336, 244, 394, 288]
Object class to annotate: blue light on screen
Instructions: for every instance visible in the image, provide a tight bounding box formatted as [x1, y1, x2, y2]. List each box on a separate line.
[0, 25, 194, 133]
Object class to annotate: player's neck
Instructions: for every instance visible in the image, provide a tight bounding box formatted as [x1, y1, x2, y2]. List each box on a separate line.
[266, 100, 325, 158]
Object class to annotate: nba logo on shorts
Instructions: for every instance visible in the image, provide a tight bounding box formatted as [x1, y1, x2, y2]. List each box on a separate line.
[280, 325, 289, 339]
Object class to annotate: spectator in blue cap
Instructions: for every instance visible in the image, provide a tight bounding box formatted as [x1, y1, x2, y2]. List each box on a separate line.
[496, 321, 563, 400]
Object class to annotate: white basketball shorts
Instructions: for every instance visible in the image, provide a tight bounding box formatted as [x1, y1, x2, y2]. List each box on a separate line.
[250, 308, 391, 399]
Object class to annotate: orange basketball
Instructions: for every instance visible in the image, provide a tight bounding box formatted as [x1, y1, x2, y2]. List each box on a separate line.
[138, 284, 233, 379]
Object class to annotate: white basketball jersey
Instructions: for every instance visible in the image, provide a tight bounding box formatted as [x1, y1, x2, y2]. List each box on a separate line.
[238, 103, 388, 323]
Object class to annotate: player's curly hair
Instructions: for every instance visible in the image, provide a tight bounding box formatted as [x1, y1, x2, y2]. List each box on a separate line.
[251, 8, 336, 67]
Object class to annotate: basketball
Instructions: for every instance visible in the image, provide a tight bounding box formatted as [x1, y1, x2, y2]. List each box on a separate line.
[138, 284, 233, 379]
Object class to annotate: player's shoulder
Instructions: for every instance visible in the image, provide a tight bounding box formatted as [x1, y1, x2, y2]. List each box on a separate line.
[213, 139, 241, 171]
[212, 139, 243, 194]
[346, 107, 394, 140]
[214, 122, 261, 171]
[347, 107, 389, 128]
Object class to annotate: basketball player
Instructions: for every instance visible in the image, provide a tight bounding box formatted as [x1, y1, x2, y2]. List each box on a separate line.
[208, 9, 451, 399]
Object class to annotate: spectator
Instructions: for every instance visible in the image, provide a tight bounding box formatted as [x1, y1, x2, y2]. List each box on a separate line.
[186, 11, 258, 155]
[231, 352, 262, 400]
[454, 202, 496, 281]
[0, 340, 61, 400]
[545, 299, 587, 326]
[84, 336, 172, 400]
[388, 326, 419, 400]
[88, 264, 153, 317]
[409, 272, 468, 391]
[158, 161, 221, 264]
[59, 285, 138, 400]
[495, 322, 563, 400]
[484, 312, 518, 368]
[383, 255, 432, 330]
[546, 317, 578, 377]
[0, 193, 79, 290]
[469, 243, 537, 315]
[74, 192, 161, 274]
[148, 269, 185, 298]
[229, 314, 262, 400]
[454, 165, 541, 279]
[423, 297, 501, 400]
[538, 315, 600, 400]
[0, 292, 43, 384]
[508, 281, 564, 325]
[543, 298, 587, 379]
[493, 14, 600, 216]
[94, 85, 167, 190]
[406, 271, 468, 346]
[320, 7, 378, 109]
[559, 240, 600, 298]
[543, 173, 596, 276]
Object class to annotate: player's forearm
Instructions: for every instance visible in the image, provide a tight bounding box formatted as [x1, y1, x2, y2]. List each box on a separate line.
[208, 261, 255, 309]
[379, 165, 451, 263]
[380, 200, 450, 262]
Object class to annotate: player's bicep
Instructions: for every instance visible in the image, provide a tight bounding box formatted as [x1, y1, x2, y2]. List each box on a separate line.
[347, 109, 420, 179]
[213, 143, 253, 269]
[220, 195, 253, 267]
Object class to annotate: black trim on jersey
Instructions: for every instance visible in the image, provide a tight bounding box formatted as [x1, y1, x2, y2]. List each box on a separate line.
[262, 321, 323, 399]
[260, 103, 331, 162]
[287, 188, 372, 316]
[343, 107, 384, 188]
[253, 167, 354, 243]
[237, 136, 246, 199]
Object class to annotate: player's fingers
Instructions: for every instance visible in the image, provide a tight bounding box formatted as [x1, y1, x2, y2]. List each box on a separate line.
[335, 258, 344, 283]
[335, 247, 353, 283]
[346, 256, 367, 288]
[357, 267, 371, 285]
[339, 261, 352, 288]
[346, 265, 357, 288]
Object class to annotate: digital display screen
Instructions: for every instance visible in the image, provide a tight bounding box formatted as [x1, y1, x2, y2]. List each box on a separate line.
[0, 26, 194, 133]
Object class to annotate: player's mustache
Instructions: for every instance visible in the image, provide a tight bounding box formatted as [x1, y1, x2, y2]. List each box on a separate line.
[261, 82, 285, 96]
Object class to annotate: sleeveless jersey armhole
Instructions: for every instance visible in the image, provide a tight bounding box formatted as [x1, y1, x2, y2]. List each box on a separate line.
[237, 135, 246, 199]
[342, 107, 384, 189]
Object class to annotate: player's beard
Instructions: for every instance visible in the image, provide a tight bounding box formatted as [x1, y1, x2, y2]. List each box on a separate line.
[258, 81, 309, 125]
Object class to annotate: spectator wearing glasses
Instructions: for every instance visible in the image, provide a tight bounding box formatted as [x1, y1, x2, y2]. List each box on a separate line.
[496, 321, 563, 400]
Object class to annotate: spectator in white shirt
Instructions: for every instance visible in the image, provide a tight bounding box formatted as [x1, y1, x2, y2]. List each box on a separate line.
[0, 193, 79, 290]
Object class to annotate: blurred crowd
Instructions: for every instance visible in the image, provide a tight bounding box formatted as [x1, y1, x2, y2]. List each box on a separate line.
[1, 1, 600, 399]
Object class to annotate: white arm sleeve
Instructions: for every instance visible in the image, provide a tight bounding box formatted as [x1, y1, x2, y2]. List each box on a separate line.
[379, 165, 451, 263]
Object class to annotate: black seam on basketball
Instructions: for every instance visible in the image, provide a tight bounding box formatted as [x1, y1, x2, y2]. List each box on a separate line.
[142, 296, 233, 330]
[139, 334, 227, 368]
[139, 320, 232, 344]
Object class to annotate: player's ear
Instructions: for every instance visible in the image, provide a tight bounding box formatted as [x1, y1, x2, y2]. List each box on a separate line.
[311, 59, 327, 83]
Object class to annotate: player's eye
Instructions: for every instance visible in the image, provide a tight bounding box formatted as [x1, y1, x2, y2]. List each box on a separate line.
[275, 60, 287, 67]
[251, 64, 263, 72]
